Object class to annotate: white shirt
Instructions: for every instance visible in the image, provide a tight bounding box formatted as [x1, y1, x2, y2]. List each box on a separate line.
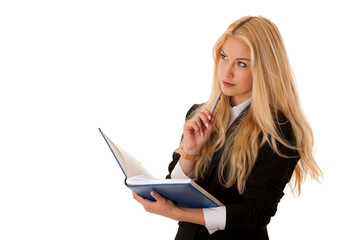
[171, 98, 251, 234]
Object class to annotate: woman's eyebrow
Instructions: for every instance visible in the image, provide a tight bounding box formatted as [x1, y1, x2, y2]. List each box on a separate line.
[237, 57, 251, 62]
[221, 49, 251, 62]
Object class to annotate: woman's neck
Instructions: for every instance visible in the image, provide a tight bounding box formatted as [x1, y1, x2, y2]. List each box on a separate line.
[230, 94, 252, 107]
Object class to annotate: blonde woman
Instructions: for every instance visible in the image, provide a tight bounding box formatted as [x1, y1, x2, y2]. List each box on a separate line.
[133, 16, 322, 240]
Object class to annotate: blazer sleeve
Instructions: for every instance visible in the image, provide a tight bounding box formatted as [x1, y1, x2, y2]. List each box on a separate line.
[225, 122, 300, 232]
[166, 151, 181, 179]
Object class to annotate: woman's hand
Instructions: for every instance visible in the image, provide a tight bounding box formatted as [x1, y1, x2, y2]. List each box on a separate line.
[132, 191, 205, 225]
[132, 191, 180, 220]
[183, 109, 217, 155]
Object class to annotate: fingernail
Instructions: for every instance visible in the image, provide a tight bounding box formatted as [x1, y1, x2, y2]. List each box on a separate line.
[205, 122, 209, 128]
[208, 115, 211, 121]
[151, 191, 155, 196]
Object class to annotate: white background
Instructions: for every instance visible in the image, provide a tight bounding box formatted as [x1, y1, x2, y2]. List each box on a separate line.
[1, 0, 359, 239]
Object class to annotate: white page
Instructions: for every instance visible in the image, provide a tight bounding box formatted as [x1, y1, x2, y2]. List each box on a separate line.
[126, 175, 191, 185]
[101, 130, 154, 178]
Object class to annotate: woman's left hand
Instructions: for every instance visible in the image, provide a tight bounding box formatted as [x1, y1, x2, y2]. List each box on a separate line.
[132, 191, 181, 220]
[133, 191, 206, 225]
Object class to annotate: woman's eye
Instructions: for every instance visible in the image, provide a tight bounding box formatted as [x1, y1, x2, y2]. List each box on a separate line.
[220, 53, 228, 60]
[237, 61, 246, 67]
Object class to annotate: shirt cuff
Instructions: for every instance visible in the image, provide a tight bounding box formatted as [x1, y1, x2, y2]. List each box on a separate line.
[203, 206, 226, 234]
[170, 161, 192, 179]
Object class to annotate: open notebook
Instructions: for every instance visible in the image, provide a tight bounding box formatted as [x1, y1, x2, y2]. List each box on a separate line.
[99, 128, 223, 208]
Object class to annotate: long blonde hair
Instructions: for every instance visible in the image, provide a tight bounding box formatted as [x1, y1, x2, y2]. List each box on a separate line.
[179, 16, 322, 195]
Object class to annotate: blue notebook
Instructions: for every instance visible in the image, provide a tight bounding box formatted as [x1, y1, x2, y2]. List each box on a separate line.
[99, 128, 223, 208]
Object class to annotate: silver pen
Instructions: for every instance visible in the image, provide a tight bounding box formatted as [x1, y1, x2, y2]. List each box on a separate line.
[210, 91, 222, 115]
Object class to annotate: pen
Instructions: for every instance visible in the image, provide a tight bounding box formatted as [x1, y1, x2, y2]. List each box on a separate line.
[210, 91, 222, 115]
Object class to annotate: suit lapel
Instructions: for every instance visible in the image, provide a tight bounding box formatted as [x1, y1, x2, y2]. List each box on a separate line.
[198, 106, 250, 188]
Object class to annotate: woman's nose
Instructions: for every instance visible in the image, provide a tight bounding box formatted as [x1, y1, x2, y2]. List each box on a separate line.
[225, 65, 234, 79]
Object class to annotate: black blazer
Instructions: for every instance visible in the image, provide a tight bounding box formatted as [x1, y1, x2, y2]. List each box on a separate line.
[166, 105, 300, 240]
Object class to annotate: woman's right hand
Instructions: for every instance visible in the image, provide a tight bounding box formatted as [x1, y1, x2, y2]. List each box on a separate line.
[182, 109, 217, 155]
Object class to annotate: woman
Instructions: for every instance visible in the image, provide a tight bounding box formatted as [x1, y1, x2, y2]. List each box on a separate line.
[133, 15, 322, 239]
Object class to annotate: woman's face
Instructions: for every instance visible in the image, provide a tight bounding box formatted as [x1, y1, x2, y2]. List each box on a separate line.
[218, 37, 253, 106]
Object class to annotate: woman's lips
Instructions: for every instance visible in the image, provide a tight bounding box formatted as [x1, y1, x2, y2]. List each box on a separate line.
[222, 81, 235, 87]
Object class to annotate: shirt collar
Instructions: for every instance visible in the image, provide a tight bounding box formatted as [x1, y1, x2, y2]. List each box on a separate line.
[229, 98, 251, 126]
